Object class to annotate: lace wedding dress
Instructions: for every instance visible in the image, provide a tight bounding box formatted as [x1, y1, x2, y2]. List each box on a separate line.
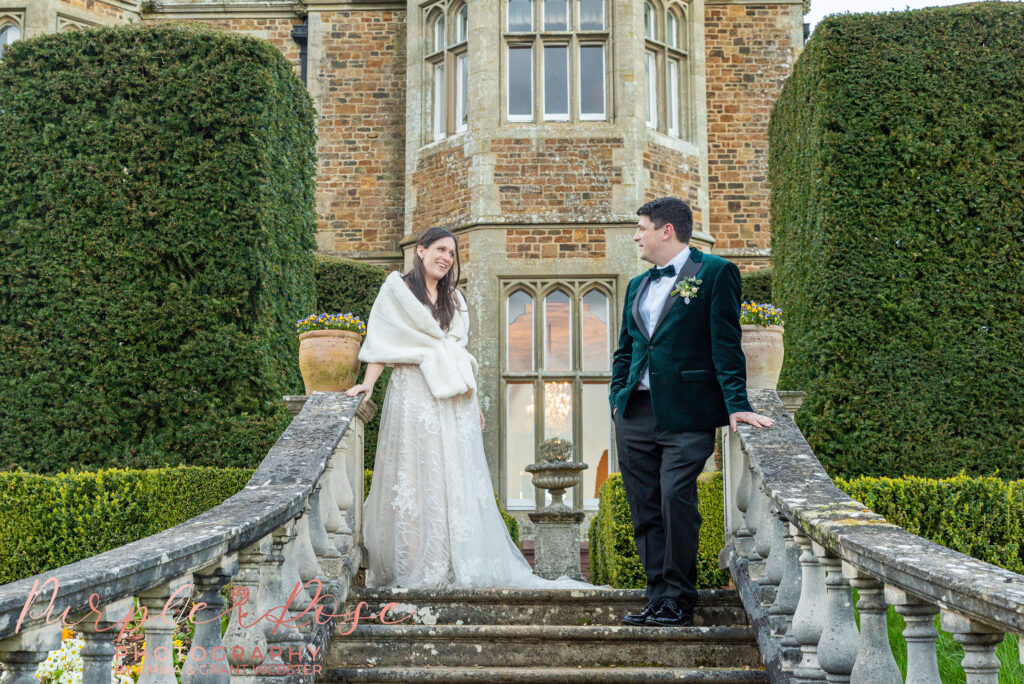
[364, 363, 595, 590]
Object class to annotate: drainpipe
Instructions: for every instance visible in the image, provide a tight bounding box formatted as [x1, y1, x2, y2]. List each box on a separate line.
[291, 16, 309, 86]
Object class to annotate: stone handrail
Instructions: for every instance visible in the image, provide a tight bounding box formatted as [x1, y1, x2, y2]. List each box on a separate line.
[723, 389, 1024, 683]
[0, 391, 375, 683]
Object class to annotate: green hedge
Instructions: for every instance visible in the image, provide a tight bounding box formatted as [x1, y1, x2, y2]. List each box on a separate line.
[363, 468, 519, 547]
[836, 474, 1024, 575]
[769, 4, 1024, 478]
[0, 24, 317, 473]
[316, 256, 389, 469]
[740, 268, 773, 305]
[0, 466, 253, 583]
[589, 472, 729, 589]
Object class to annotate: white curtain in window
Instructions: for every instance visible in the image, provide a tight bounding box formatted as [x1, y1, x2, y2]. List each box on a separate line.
[509, 0, 533, 32]
[645, 51, 658, 128]
[456, 53, 468, 131]
[433, 62, 446, 140]
[457, 5, 468, 42]
[0, 23, 20, 57]
[544, 0, 568, 31]
[668, 58, 680, 137]
[579, 0, 604, 30]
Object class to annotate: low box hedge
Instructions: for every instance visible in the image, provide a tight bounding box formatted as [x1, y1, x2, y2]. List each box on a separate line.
[0, 466, 253, 584]
[588, 472, 729, 589]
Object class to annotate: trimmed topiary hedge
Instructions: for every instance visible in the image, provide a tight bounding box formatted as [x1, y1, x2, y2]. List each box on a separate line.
[740, 268, 773, 304]
[588, 472, 729, 589]
[769, 4, 1024, 478]
[316, 256, 389, 469]
[836, 474, 1024, 575]
[0, 466, 253, 583]
[0, 24, 317, 473]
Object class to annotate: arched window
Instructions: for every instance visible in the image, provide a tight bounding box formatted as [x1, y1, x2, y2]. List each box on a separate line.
[645, 2, 691, 140]
[504, 0, 610, 123]
[502, 279, 616, 511]
[0, 23, 20, 58]
[425, 3, 469, 142]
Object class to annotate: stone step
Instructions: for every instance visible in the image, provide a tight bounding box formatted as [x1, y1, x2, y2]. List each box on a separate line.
[343, 587, 749, 627]
[323, 665, 769, 683]
[326, 624, 763, 669]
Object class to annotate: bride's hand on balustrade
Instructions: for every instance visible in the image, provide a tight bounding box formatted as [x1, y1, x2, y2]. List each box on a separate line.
[345, 383, 373, 404]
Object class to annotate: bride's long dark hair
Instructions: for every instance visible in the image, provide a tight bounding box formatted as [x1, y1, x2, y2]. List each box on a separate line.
[404, 227, 463, 331]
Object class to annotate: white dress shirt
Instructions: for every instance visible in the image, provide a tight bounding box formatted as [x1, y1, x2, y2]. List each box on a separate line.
[637, 246, 690, 390]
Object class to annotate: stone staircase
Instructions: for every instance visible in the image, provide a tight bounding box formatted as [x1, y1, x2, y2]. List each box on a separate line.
[321, 587, 767, 683]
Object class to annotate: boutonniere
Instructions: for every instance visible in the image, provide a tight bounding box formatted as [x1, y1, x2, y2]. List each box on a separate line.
[670, 277, 702, 304]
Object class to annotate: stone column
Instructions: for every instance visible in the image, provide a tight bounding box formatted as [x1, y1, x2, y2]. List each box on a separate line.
[770, 518, 802, 668]
[790, 527, 826, 682]
[182, 557, 236, 684]
[223, 538, 270, 671]
[814, 546, 857, 683]
[137, 574, 193, 684]
[78, 597, 135, 684]
[0, 625, 63, 684]
[885, 587, 940, 684]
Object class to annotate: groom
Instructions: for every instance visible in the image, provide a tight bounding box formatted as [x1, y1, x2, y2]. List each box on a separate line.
[610, 197, 773, 626]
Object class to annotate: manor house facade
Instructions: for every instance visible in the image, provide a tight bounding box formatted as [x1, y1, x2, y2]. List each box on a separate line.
[3, 0, 804, 515]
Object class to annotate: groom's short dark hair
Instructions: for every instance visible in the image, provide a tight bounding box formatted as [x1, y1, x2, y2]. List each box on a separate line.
[637, 197, 693, 244]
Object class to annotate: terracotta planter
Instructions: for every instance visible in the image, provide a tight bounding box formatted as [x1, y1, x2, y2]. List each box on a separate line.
[298, 329, 362, 394]
[741, 324, 784, 390]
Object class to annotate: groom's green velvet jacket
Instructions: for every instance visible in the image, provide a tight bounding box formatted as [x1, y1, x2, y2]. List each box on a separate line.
[610, 248, 753, 432]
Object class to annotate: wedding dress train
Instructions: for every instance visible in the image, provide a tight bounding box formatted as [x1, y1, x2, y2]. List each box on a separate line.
[364, 363, 594, 590]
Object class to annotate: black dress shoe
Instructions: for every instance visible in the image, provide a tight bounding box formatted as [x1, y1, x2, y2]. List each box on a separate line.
[646, 598, 694, 626]
[622, 599, 662, 626]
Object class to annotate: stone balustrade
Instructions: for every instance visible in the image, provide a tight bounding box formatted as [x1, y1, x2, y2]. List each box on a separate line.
[723, 389, 1024, 683]
[0, 391, 375, 684]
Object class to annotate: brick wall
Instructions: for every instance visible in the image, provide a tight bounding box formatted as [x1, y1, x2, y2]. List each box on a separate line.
[492, 138, 624, 221]
[705, 4, 799, 252]
[411, 145, 471, 233]
[65, 0, 137, 23]
[318, 11, 406, 257]
[506, 228, 606, 259]
[643, 142, 704, 234]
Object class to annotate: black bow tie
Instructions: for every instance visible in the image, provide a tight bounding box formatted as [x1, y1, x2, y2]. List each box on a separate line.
[649, 264, 677, 281]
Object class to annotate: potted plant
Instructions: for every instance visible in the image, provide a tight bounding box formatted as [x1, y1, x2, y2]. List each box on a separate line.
[296, 312, 367, 394]
[525, 438, 588, 510]
[740, 301, 784, 390]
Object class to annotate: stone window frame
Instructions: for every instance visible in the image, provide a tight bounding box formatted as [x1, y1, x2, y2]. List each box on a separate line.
[503, 0, 612, 124]
[0, 12, 23, 58]
[644, 0, 693, 141]
[499, 276, 617, 512]
[425, 1, 469, 143]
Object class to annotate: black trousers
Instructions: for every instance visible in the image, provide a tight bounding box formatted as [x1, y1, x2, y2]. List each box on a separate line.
[613, 389, 715, 609]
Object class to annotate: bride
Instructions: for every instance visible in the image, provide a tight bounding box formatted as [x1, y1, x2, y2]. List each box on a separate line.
[345, 227, 594, 590]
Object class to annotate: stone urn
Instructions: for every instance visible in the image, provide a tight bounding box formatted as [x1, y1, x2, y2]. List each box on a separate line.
[525, 439, 588, 580]
[298, 329, 362, 394]
[741, 324, 784, 390]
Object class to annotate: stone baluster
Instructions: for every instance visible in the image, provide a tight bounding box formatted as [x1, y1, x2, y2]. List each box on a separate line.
[137, 574, 193, 684]
[78, 596, 135, 684]
[0, 625, 63, 684]
[278, 517, 313, 615]
[182, 556, 236, 684]
[223, 537, 269, 672]
[843, 566, 900, 684]
[293, 507, 323, 586]
[267, 522, 310, 667]
[885, 587, 940, 684]
[733, 453, 754, 556]
[790, 527, 826, 682]
[814, 546, 858, 683]
[330, 437, 355, 558]
[307, 483, 342, 578]
[941, 611, 1004, 684]
[770, 518, 803, 670]
[319, 455, 347, 554]
[745, 471, 766, 563]
[761, 505, 787, 589]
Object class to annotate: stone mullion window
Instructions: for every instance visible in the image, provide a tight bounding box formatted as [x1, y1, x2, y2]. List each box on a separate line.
[504, 0, 610, 124]
[0, 17, 22, 58]
[644, 0, 692, 140]
[501, 278, 615, 512]
[425, 2, 469, 142]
